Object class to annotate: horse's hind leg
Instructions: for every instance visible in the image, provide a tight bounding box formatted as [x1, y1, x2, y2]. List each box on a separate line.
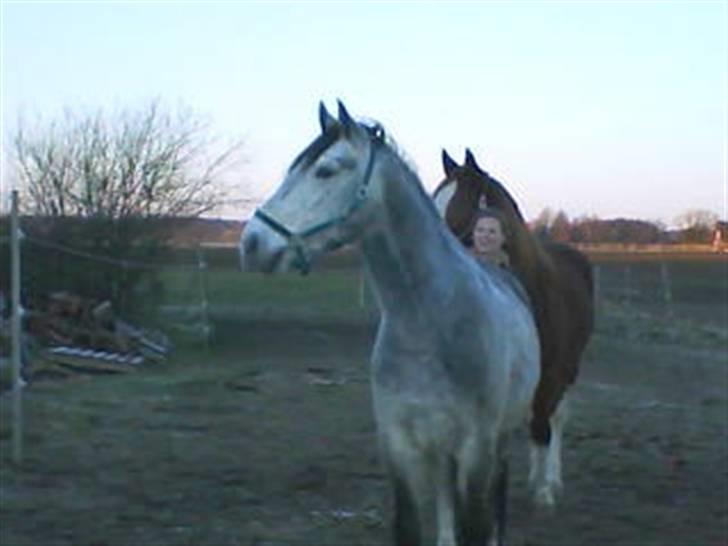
[528, 395, 569, 507]
[545, 395, 569, 494]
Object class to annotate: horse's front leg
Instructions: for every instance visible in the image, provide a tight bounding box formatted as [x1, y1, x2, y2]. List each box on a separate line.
[391, 470, 421, 546]
[492, 448, 510, 546]
[379, 432, 423, 546]
[455, 432, 498, 546]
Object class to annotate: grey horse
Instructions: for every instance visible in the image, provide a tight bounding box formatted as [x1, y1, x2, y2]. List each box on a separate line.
[239, 102, 542, 546]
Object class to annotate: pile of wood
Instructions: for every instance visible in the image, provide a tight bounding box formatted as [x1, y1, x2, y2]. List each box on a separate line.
[23, 291, 171, 374]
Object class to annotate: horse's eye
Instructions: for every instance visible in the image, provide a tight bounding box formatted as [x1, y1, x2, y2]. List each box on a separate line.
[315, 164, 336, 179]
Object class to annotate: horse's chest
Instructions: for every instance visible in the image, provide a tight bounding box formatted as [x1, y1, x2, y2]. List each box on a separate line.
[372, 385, 474, 456]
[371, 321, 493, 396]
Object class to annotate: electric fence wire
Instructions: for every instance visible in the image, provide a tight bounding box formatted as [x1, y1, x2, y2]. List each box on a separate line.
[2, 234, 200, 272]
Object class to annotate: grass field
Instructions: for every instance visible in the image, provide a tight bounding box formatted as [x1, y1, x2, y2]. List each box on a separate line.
[1, 254, 726, 545]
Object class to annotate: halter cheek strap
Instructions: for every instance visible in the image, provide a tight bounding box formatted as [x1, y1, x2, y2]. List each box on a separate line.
[252, 209, 312, 273]
[254, 134, 380, 274]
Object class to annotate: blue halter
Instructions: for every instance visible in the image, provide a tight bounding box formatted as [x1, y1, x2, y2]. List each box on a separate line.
[253, 132, 381, 274]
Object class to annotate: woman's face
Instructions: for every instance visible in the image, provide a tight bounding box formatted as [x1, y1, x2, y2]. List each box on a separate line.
[472, 217, 505, 254]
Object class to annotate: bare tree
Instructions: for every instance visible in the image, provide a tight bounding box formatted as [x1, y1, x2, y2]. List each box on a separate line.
[530, 207, 555, 237]
[9, 100, 246, 313]
[674, 209, 719, 231]
[549, 210, 572, 242]
[13, 100, 245, 219]
[674, 209, 719, 244]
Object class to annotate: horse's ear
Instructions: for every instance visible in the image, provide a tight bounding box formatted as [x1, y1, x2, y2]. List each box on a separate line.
[465, 148, 489, 176]
[442, 149, 458, 177]
[337, 100, 356, 131]
[464, 148, 481, 171]
[319, 101, 336, 133]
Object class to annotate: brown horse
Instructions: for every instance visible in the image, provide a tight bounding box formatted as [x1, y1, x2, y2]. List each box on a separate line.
[433, 149, 594, 458]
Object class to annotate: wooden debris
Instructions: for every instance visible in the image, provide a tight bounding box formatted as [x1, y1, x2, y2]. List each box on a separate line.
[19, 291, 172, 376]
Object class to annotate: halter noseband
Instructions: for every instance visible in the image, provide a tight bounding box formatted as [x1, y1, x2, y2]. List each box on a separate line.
[254, 130, 382, 274]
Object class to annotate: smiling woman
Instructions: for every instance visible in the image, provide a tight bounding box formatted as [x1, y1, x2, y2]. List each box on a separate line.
[471, 209, 512, 268]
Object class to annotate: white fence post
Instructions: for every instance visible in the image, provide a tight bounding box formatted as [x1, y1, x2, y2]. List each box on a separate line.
[197, 246, 211, 351]
[623, 264, 632, 306]
[593, 264, 601, 307]
[660, 262, 673, 315]
[10, 190, 24, 465]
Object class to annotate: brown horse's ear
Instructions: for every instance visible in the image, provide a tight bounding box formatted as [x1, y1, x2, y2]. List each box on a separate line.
[464, 148, 483, 172]
[319, 101, 336, 133]
[442, 149, 458, 177]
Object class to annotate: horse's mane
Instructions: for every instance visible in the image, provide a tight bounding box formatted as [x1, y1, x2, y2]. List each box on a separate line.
[289, 125, 343, 171]
[346, 119, 434, 214]
[371, 127, 445, 222]
[482, 174, 526, 223]
[486, 179, 557, 277]
[361, 120, 421, 180]
[290, 118, 420, 179]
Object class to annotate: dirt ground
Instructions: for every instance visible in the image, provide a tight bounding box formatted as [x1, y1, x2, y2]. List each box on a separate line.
[1, 303, 727, 546]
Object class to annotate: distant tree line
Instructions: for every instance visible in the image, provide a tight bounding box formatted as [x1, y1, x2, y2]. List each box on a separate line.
[531, 208, 722, 245]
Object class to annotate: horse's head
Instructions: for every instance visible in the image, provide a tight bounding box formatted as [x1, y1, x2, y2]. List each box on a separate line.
[433, 149, 526, 245]
[240, 101, 383, 274]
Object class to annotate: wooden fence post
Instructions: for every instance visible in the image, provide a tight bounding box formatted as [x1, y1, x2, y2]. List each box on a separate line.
[10, 190, 24, 465]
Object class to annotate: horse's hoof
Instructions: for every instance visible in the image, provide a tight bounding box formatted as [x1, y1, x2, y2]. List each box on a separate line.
[533, 486, 557, 509]
[544, 478, 564, 497]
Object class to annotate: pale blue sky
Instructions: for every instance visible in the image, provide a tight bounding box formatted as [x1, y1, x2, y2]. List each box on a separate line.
[1, 1, 725, 225]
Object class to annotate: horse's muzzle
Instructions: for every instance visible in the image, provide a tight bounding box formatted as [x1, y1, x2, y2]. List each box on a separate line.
[239, 217, 290, 273]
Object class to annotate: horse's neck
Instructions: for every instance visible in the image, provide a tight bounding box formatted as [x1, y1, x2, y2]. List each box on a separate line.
[487, 182, 551, 274]
[360, 158, 466, 318]
[509, 225, 557, 300]
[489, 178, 525, 223]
